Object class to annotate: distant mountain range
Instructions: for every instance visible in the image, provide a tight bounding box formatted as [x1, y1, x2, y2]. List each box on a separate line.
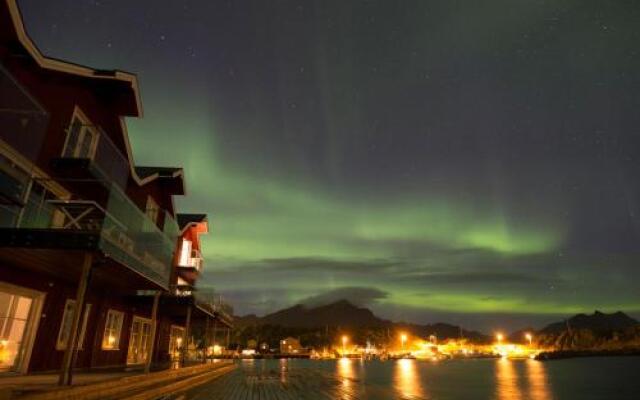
[534, 311, 640, 351]
[236, 299, 488, 341]
[236, 301, 640, 351]
[539, 311, 638, 334]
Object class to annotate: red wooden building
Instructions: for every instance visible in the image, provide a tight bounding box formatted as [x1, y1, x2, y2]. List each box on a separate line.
[0, 0, 231, 383]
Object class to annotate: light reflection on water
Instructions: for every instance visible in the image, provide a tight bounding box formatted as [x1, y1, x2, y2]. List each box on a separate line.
[496, 358, 523, 400]
[496, 358, 551, 400]
[337, 357, 355, 394]
[394, 359, 425, 399]
[526, 359, 551, 400]
[227, 357, 638, 400]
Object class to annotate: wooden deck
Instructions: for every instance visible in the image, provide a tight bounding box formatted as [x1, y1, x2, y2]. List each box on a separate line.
[178, 360, 424, 400]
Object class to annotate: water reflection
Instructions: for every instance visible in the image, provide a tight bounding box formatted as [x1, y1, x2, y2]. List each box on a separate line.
[496, 358, 522, 400]
[496, 358, 552, 400]
[526, 359, 551, 400]
[394, 359, 425, 399]
[337, 358, 355, 395]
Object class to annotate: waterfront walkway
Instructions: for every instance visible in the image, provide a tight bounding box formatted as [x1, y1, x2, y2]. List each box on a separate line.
[0, 361, 235, 400]
[179, 360, 424, 400]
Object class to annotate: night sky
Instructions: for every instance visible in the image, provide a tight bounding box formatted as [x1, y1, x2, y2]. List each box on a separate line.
[20, 0, 640, 331]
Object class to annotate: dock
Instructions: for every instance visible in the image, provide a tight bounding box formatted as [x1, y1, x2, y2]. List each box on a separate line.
[180, 360, 424, 400]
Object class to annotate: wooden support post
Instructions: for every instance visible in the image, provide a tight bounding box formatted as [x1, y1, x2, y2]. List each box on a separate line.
[144, 291, 161, 374]
[181, 305, 192, 367]
[59, 252, 92, 386]
[212, 319, 217, 347]
[203, 316, 210, 364]
[226, 327, 230, 348]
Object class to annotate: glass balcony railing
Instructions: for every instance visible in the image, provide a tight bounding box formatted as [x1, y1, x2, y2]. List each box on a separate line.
[91, 127, 130, 189]
[98, 181, 178, 288]
[2, 178, 177, 289]
[193, 289, 234, 323]
[0, 65, 49, 163]
[178, 249, 204, 272]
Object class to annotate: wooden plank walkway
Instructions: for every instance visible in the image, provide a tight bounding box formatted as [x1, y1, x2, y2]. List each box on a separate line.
[177, 361, 425, 400]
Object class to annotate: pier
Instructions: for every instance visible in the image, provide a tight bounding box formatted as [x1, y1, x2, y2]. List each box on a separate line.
[180, 360, 420, 400]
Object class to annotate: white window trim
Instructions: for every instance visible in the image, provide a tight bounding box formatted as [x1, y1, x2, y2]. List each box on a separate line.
[169, 324, 185, 356]
[0, 282, 46, 374]
[127, 315, 153, 365]
[62, 106, 100, 160]
[55, 299, 91, 351]
[101, 309, 124, 351]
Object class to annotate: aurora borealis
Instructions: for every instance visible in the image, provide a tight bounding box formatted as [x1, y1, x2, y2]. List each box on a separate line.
[20, 0, 640, 330]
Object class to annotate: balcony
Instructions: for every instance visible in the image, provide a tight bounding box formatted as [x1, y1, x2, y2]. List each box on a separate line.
[0, 178, 178, 290]
[50, 120, 129, 189]
[0, 65, 49, 163]
[193, 289, 234, 327]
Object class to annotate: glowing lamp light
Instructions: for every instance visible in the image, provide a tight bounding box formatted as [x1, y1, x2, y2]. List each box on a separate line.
[525, 333, 533, 346]
[400, 333, 408, 351]
[496, 333, 504, 343]
[341, 335, 349, 357]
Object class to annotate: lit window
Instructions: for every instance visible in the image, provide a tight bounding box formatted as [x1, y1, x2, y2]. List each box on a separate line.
[56, 299, 91, 350]
[179, 239, 192, 267]
[102, 310, 124, 350]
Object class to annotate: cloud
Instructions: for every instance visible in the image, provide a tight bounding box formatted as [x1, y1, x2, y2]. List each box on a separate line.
[299, 286, 389, 308]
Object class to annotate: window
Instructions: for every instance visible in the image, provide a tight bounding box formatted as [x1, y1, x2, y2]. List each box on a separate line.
[168, 325, 185, 360]
[101, 310, 124, 350]
[62, 112, 98, 159]
[127, 316, 152, 365]
[0, 290, 33, 371]
[56, 300, 91, 351]
[145, 196, 160, 226]
[178, 239, 192, 266]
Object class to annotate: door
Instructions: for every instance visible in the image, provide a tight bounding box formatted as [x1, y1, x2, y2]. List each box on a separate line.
[0, 283, 44, 373]
[127, 316, 152, 365]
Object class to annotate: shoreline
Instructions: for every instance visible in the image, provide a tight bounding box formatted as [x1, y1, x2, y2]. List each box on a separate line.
[535, 348, 640, 361]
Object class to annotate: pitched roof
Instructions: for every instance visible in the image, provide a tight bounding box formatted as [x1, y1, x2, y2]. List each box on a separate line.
[1, 0, 142, 117]
[177, 213, 208, 230]
[134, 166, 185, 195]
[135, 166, 183, 180]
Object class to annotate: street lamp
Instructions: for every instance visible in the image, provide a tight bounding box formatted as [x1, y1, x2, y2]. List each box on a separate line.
[525, 333, 533, 347]
[341, 335, 348, 356]
[496, 333, 504, 344]
[401, 333, 407, 352]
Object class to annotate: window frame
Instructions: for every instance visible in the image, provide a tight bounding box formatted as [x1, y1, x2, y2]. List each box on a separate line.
[62, 107, 100, 161]
[101, 309, 124, 351]
[55, 299, 91, 351]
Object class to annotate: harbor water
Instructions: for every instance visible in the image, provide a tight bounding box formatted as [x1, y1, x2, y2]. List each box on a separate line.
[183, 356, 640, 399]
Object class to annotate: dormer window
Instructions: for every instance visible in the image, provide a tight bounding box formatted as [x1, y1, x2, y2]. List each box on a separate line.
[63, 110, 99, 159]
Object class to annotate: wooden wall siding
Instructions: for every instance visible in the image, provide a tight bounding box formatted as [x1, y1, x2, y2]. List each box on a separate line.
[0, 257, 157, 372]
